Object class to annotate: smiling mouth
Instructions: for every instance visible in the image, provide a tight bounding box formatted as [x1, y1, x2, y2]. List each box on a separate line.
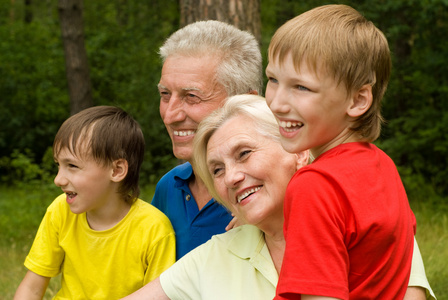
[173, 130, 195, 137]
[279, 121, 304, 132]
[66, 192, 77, 199]
[237, 186, 261, 203]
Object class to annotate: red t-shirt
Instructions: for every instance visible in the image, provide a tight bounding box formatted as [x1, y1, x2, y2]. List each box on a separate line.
[276, 142, 416, 300]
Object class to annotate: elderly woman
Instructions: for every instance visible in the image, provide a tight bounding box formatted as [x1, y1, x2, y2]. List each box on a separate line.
[122, 94, 435, 300]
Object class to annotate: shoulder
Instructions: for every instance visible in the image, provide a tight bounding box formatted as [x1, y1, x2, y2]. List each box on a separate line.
[209, 225, 263, 252]
[156, 162, 192, 185]
[129, 199, 174, 234]
[152, 163, 192, 206]
[45, 193, 73, 221]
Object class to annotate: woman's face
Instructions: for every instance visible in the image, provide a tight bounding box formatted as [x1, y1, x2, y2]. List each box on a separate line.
[206, 115, 299, 228]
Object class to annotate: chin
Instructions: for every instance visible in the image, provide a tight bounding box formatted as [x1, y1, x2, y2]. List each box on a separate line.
[173, 149, 193, 162]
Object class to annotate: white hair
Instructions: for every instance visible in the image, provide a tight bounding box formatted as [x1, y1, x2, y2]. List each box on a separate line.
[160, 20, 263, 95]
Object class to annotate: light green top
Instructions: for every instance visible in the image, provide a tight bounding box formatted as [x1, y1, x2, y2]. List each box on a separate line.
[409, 237, 437, 299]
[160, 224, 278, 300]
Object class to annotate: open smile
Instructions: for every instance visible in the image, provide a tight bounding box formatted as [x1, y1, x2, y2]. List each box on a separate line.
[173, 130, 195, 137]
[237, 186, 261, 203]
[65, 191, 77, 204]
[279, 120, 304, 132]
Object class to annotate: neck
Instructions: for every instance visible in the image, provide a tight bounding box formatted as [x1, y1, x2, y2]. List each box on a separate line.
[189, 171, 212, 210]
[261, 215, 285, 274]
[264, 226, 285, 274]
[87, 198, 131, 231]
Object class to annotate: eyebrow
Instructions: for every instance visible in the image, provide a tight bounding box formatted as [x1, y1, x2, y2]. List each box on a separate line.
[206, 142, 248, 167]
[157, 83, 202, 93]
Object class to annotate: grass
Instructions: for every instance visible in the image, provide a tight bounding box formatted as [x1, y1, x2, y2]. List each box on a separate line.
[0, 184, 446, 299]
[410, 199, 448, 299]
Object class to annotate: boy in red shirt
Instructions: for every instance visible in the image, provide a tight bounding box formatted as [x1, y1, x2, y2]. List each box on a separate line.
[265, 4, 416, 299]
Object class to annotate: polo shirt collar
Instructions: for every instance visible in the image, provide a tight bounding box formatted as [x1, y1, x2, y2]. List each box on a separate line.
[173, 162, 194, 188]
[228, 225, 279, 286]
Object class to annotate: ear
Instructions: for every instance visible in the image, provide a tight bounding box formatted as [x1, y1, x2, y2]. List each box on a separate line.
[295, 150, 310, 170]
[347, 84, 373, 118]
[110, 159, 128, 183]
[248, 89, 258, 95]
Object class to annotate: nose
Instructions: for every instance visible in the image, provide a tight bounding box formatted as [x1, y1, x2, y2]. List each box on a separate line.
[54, 169, 67, 187]
[160, 94, 186, 125]
[265, 85, 290, 115]
[224, 165, 245, 189]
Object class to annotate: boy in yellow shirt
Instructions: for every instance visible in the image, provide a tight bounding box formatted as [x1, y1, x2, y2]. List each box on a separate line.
[14, 106, 175, 299]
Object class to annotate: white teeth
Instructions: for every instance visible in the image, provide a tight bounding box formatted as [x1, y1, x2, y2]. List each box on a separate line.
[279, 121, 303, 129]
[237, 187, 261, 203]
[173, 130, 195, 137]
[279, 121, 303, 132]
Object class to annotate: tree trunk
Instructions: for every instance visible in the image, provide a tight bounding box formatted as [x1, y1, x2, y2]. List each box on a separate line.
[58, 0, 93, 115]
[179, 0, 261, 43]
[24, 0, 32, 23]
[10, 0, 15, 23]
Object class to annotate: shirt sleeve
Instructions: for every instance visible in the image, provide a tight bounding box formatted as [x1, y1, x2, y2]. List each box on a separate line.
[24, 196, 65, 277]
[409, 237, 437, 299]
[144, 227, 176, 283]
[159, 241, 208, 300]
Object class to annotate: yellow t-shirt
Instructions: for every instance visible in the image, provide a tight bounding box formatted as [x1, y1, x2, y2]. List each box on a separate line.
[25, 194, 176, 299]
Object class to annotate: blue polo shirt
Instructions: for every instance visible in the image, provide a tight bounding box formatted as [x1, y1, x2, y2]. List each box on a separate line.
[152, 162, 233, 260]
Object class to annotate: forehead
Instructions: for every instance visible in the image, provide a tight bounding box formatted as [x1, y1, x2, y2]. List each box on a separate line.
[54, 131, 92, 158]
[159, 55, 221, 91]
[207, 116, 261, 158]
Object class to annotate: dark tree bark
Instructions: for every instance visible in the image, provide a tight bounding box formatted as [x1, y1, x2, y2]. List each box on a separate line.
[24, 0, 32, 23]
[179, 0, 261, 43]
[58, 0, 93, 115]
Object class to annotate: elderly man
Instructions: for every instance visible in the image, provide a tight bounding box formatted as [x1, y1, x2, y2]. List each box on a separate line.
[152, 20, 262, 259]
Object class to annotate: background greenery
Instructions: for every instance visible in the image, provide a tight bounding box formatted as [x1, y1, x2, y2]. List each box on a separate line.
[1, 0, 447, 298]
[0, 0, 447, 197]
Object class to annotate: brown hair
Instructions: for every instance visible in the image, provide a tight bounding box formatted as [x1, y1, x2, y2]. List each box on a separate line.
[53, 106, 145, 203]
[268, 4, 391, 141]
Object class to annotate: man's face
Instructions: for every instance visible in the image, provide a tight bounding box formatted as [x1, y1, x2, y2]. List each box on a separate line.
[158, 55, 228, 161]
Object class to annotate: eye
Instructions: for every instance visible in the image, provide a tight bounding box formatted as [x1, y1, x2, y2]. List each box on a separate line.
[210, 165, 224, 177]
[296, 85, 310, 92]
[267, 77, 278, 84]
[239, 150, 251, 160]
[184, 93, 202, 104]
[159, 90, 171, 102]
[68, 163, 78, 169]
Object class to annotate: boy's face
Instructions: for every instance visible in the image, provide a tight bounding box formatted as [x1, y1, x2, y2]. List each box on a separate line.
[54, 146, 117, 215]
[265, 52, 355, 158]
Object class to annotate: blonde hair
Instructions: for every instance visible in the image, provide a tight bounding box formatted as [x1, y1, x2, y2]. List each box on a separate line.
[193, 94, 279, 206]
[268, 4, 391, 141]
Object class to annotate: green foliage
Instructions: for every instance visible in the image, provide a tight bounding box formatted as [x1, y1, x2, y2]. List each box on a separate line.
[1, 0, 448, 198]
[0, 0, 179, 185]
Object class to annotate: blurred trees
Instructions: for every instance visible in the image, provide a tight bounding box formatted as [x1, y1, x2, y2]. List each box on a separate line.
[0, 0, 447, 199]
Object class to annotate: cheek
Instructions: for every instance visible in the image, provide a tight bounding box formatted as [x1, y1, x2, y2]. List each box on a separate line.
[214, 178, 230, 204]
[159, 102, 167, 119]
[264, 87, 274, 106]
